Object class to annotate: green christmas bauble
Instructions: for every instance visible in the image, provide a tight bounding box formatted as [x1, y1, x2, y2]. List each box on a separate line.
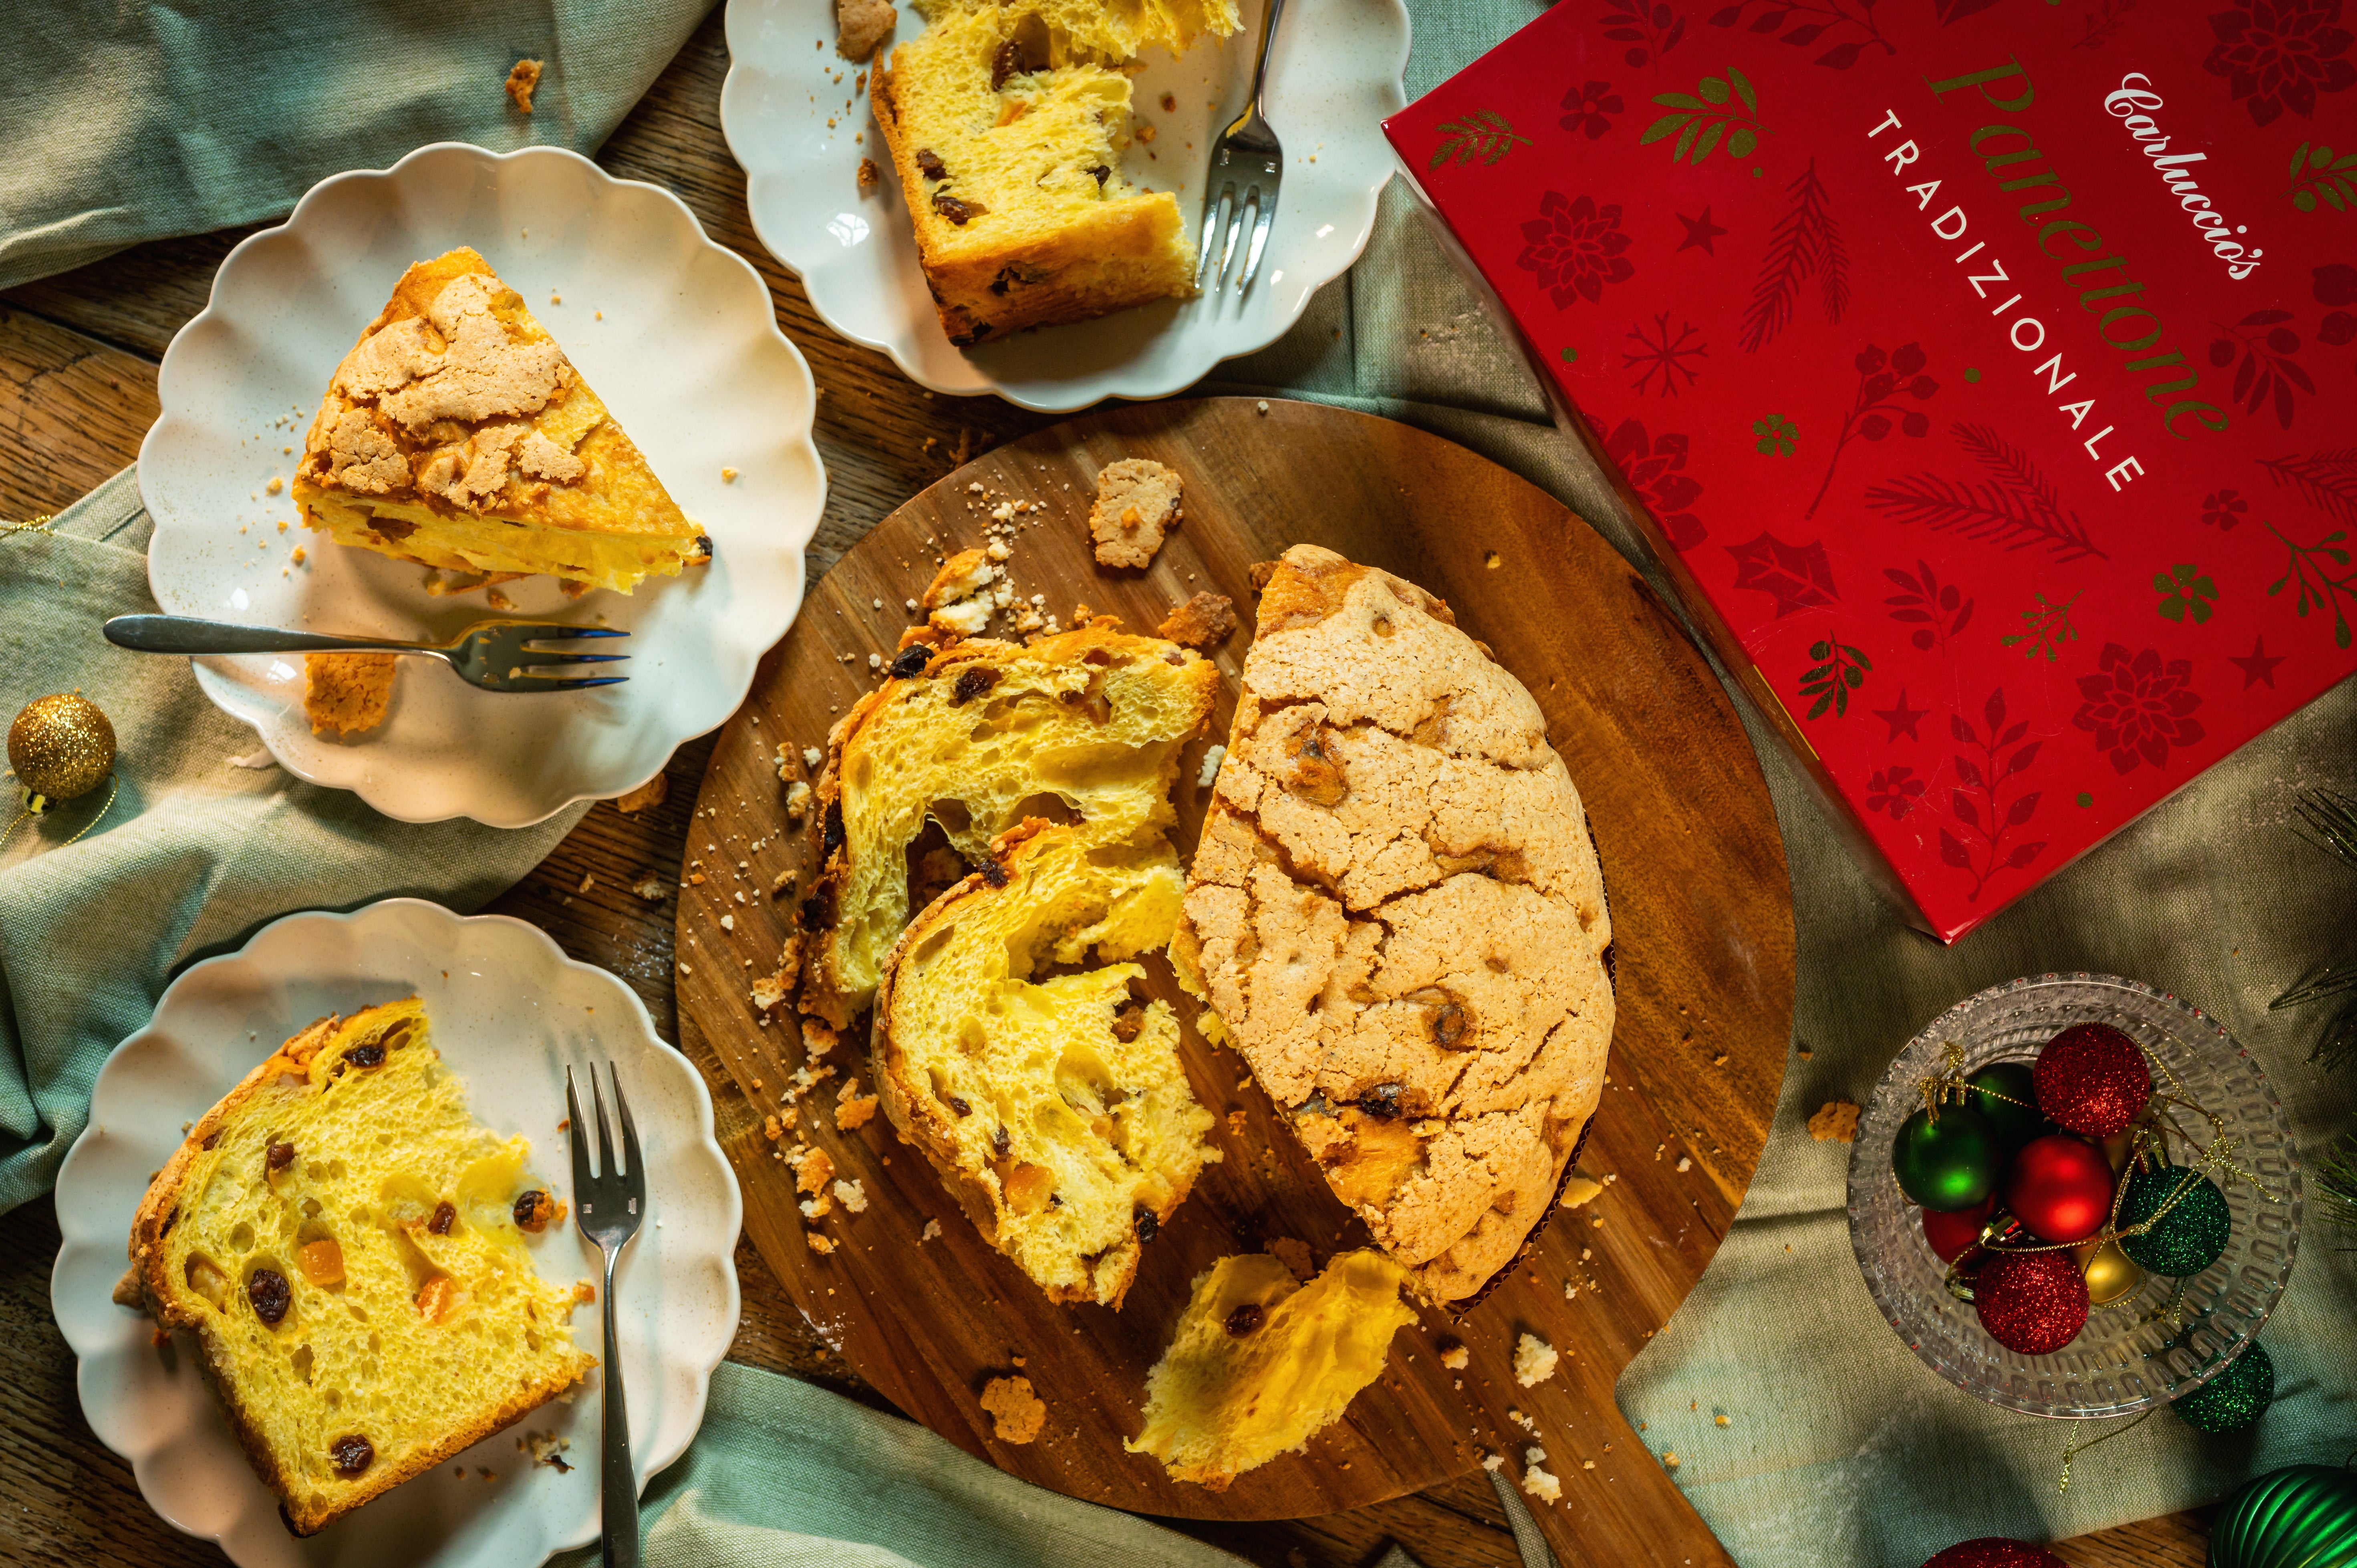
[2117, 1163, 2230, 1276]
[1964, 1061, 2051, 1150]
[2172, 1342, 2275, 1434]
[2210, 1462, 2357, 1568]
[1893, 1104, 1999, 1211]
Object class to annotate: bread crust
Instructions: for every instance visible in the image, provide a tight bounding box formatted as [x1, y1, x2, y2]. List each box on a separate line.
[1179, 545, 1614, 1302]
[125, 1003, 590, 1535]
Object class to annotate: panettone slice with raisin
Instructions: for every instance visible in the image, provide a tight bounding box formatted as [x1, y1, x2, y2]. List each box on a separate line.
[292, 247, 704, 594]
[798, 625, 1217, 1027]
[872, 819, 1219, 1307]
[121, 998, 592, 1535]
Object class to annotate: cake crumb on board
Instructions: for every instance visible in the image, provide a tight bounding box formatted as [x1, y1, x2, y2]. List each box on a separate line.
[979, 1375, 1046, 1443]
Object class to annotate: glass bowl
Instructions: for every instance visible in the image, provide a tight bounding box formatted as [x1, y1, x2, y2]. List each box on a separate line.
[1847, 973, 2303, 1419]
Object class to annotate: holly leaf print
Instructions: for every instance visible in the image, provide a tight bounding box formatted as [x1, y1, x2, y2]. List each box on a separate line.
[1726, 531, 1837, 616]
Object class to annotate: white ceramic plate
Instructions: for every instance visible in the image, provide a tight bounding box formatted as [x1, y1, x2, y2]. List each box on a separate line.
[51, 899, 743, 1568]
[720, 0, 1409, 411]
[139, 143, 827, 827]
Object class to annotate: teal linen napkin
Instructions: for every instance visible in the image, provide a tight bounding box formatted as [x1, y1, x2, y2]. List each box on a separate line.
[1215, 4, 2357, 1560]
[0, 0, 716, 291]
[0, 471, 583, 1211]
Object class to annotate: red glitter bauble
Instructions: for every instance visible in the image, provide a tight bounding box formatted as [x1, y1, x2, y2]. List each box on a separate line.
[2003, 1134, 2116, 1242]
[1975, 1249, 2089, 1355]
[2034, 1023, 2152, 1137]
[1922, 1195, 1996, 1262]
[1921, 1540, 2068, 1568]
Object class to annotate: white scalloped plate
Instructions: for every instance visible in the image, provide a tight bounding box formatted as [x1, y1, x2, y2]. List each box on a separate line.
[50, 899, 743, 1568]
[719, 0, 1409, 411]
[138, 143, 826, 826]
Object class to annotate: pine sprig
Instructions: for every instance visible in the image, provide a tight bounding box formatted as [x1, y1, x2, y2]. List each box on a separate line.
[2319, 1134, 2357, 1235]
[1863, 475, 2107, 562]
[1430, 112, 1532, 171]
[1741, 159, 1844, 353]
[2294, 788, 2357, 869]
[2258, 449, 2357, 525]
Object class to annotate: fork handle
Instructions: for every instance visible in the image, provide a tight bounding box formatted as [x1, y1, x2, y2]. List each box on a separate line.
[102, 614, 429, 658]
[1246, 0, 1290, 111]
[600, 1243, 641, 1568]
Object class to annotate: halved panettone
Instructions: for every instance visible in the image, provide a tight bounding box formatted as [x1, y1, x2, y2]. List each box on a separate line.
[873, 818, 1217, 1306]
[1126, 1248, 1416, 1488]
[872, 0, 1235, 346]
[294, 247, 704, 594]
[120, 998, 592, 1535]
[1174, 545, 1614, 1302]
[800, 626, 1218, 1026]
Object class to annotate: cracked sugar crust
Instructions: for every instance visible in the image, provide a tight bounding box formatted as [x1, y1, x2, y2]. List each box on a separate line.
[1179, 544, 1612, 1301]
[300, 249, 589, 514]
[1088, 458, 1182, 570]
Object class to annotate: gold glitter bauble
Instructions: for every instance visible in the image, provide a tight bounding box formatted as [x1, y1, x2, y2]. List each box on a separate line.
[8, 693, 116, 803]
[2075, 1234, 2145, 1307]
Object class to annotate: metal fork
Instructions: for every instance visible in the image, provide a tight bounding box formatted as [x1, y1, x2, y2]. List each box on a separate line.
[101, 614, 627, 692]
[567, 1063, 646, 1568]
[1195, 0, 1292, 296]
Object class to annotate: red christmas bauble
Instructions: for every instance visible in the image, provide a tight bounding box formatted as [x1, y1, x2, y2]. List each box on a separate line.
[2034, 1023, 2152, 1136]
[1975, 1249, 2089, 1355]
[1921, 1540, 2068, 1568]
[2003, 1134, 2116, 1242]
[1922, 1195, 1996, 1262]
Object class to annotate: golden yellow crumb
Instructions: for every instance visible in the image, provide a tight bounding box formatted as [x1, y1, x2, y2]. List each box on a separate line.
[615, 774, 669, 813]
[1808, 1101, 1861, 1143]
[980, 1375, 1046, 1443]
[506, 58, 543, 113]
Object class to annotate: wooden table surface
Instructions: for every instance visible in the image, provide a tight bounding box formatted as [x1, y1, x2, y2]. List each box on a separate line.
[0, 8, 2214, 1565]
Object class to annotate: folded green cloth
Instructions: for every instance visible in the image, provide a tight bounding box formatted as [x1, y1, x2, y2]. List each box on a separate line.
[0, 0, 715, 291]
[0, 471, 582, 1211]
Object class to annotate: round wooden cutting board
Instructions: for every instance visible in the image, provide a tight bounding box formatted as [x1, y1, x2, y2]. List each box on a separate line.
[674, 399, 1793, 1565]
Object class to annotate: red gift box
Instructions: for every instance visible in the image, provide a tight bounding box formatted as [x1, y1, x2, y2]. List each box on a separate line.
[1385, 0, 2357, 940]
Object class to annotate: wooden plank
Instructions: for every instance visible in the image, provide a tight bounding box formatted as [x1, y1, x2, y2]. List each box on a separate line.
[0, 308, 157, 520]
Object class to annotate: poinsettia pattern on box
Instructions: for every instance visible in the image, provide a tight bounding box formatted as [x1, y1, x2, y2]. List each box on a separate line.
[1388, 0, 2357, 938]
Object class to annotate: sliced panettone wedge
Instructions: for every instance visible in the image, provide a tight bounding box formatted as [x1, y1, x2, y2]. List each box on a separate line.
[120, 998, 592, 1535]
[874, 819, 1219, 1307]
[294, 247, 704, 594]
[1173, 545, 1614, 1302]
[799, 625, 1219, 1026]
[872, 0, 1236, 346]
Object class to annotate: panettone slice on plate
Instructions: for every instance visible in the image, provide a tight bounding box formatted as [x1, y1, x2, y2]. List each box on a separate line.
[1173, 545, 1615, 1302]
[293, 246, 704, 594]
[799, 625, 1218, 1026]
[119, 997, 592, 1535]
[872, 0, 1236, 346]
[873, 818, 1218, 1307]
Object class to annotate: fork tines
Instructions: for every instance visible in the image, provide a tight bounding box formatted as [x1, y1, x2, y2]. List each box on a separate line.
[564, 1063, 645, 1225]
[1196, 149, 1279, 297]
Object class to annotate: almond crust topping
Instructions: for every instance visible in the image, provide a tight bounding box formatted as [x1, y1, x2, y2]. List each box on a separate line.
[1176, 545, 1614, 1301]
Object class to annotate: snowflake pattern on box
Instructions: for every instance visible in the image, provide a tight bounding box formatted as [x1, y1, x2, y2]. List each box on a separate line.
[1386, 0, 2357, 939]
